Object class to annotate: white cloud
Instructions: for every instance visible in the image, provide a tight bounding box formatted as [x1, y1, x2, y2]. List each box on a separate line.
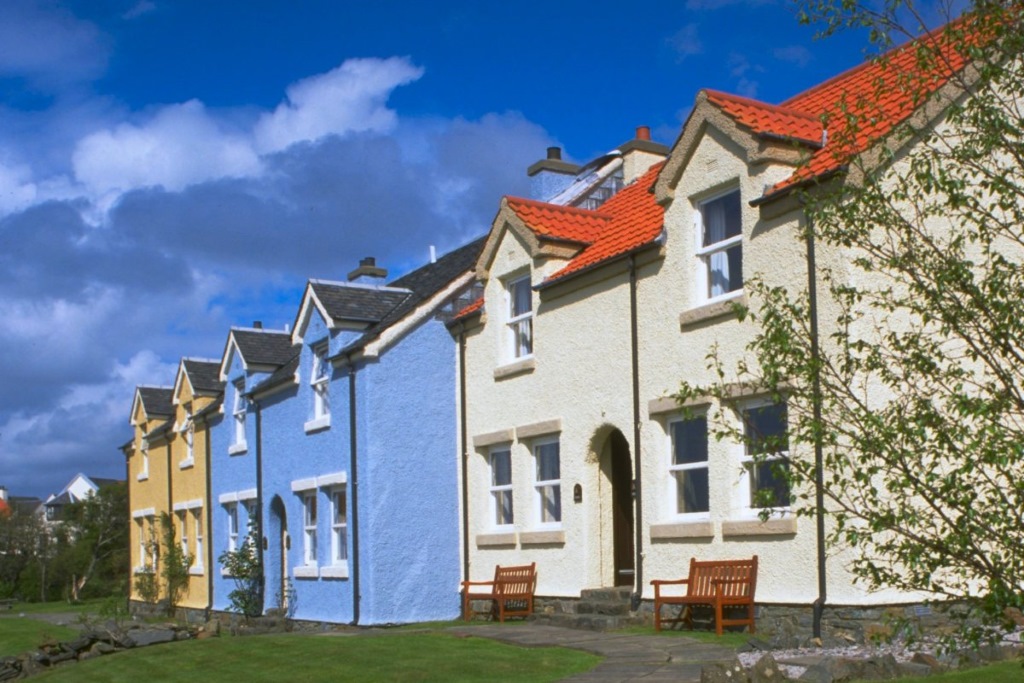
[0, 0, 109, 88]
[773, 45, 813, 67]
[254, 57, 424, 153]
[72, 100, 262, 195]
[0, 159, 37, 216]
[667, 23, 703, 62]
[123, 1, 157, 20]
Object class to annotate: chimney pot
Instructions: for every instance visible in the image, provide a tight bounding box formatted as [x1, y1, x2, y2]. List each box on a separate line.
[348, 257, 388, 282]
[636, 126, 651, 141]
[360, 257, 375, 267]
[546, 146, 562, 160]
[253, 321, 262, 329]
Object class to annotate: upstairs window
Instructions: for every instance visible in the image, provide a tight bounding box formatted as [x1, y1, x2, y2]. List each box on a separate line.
[312, 343, 330, 420]
[507, 276, 533, 359]
[232, 380, 247, 449]
[742, 402, 791, 510]
[534, 440, 561, 525]
[697, 190, 743, 300]
[489, 447, 513, 528]
[226, 503, 239, 553]
[669, 415, 710, 515]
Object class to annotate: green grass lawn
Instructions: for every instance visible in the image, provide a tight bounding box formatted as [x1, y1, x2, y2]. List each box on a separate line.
[3, 598, 108, 616]
[0, 618, 80, 657]
[855, 660, 1024, 682]
[31, 631, 600, 682]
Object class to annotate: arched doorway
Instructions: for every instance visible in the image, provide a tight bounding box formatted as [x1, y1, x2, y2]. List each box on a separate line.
[268, 496, 289, 613]
[606, 430, 634, 586]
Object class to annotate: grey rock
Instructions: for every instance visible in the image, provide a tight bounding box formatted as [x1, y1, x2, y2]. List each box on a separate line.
[90, 642, 116, 656]
[129, 628, 176, 647]
[750, 654, 786, 683]
[702, 658, 749, 683]
[896, 662, 934, 677]
[857, 653, 899, 679]
[910, 651, 944, 672]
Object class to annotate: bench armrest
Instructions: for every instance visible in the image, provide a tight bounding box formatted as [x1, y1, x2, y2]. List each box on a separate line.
[461, 580, 496, 588]
[650, 578, 690, 586]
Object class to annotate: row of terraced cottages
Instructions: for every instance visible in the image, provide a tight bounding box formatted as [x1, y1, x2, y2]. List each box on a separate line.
[122, 27, 979, 632]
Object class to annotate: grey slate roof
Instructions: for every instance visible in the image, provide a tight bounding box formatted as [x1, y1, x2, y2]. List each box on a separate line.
[138, 387, 174, 418]
[310, 283, 412, 324]
[250, 237, 484, 396]
[340, 236, 486, 354]
[183, 359, 225, 394]
[231, 329, 295, 367]
[88, 477, 123, 488]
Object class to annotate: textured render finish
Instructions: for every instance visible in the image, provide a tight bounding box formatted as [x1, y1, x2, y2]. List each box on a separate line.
[358, 317, 461, 624]
[127, 393, 172, 601]
[168, 370, 216, 610]
[209, 345, 261, 613]
[462, 108, 930, 608]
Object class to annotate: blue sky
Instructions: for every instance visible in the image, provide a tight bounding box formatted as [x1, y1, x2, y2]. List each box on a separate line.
[0, 0, 910, 498]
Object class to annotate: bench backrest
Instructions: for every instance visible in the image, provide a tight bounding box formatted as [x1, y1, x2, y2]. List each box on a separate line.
[493, 562, 537, 597]
[686, 556, 758, 599]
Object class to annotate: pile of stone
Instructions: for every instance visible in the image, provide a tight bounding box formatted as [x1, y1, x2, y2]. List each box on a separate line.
[0, 620, 218, 680]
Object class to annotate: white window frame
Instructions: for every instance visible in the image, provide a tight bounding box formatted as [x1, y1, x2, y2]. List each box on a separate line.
[533, 438, 561, 528]
[136, 518, 147, 570]
[180, 410, 195, 469]
[226, 503, 239, 553]
[178, 511, 190, 566]
[738, 399, 791, 515]
[668, 413, 711, 519]
[138, 446, 149, 481]
[506, 275, 533, 360]
[330, 488, 347, 565]
[192, 509, 204, 574]
[230, 380, 248, 454]
[489, 446, 514, 529]
[302, 492, 318, 567]
[312, 343, 330, 420]
[695, 188, 743, 304]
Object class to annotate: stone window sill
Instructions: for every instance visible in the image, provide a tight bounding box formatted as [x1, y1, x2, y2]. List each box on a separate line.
[494, 357, 535, 381]
[179, 458, 195, 470]
[650, 521, 714, 540]
[228, 443, 248, 455]
[293, 565, 319, 579]
[475, 532, 517, 548]
[320, 565, 349, 579]
[304, 416, 331, 434]
[519, 530, 565, 546]
[679, 294, 747, 331]
[721, 517, 797, 537]
[189, 566, 205, 576]
[136, 473, 149, 482]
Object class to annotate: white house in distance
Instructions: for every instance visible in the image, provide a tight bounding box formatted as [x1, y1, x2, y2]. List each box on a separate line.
[44, 473, 123, 523]
[451, 28, 976, 640]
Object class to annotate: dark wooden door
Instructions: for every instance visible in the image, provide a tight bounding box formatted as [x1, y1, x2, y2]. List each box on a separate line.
[610, 431, 635, 586]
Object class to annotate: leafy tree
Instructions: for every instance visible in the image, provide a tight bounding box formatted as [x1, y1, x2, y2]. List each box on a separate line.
[679, 3, 1024, 645]
[218, 522, 263, 618]
[62, 482, 129, 601]
[158, 512, 192, 616]
[0, 507, 46, 599]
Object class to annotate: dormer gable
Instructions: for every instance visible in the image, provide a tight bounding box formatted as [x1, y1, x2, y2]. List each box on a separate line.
[130, 386, 173, 427]
[172, 357, 224, 407]
[218, 327, 295, 382]
[290, 279, 412, 346]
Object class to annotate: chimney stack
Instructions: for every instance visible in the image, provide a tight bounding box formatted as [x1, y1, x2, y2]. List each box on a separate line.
[347, 257, 388, 283]
[253, 321, 263, 329]
[527, 146, 580, 200]
[0, 486, 7, 502]
[635, 126, 651, 141]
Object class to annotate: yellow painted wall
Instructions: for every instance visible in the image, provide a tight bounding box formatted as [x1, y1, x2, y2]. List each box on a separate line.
[127, 398, 172, 603]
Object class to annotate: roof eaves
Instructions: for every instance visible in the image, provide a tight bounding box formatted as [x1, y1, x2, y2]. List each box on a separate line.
[750, 165, 849, 207]
[537, 238, 663, 291]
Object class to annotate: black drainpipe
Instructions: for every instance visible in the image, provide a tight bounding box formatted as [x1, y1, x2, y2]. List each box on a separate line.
[458, 328, 470, 590]
[203, 414, 214, 614]
[166, 440, 173, 535]
[629, 254, 644, 612]
[348, 362, 361, 626]
[806, 212, 827, 638]
[254, 398, 265, 613]
[124, 443, 132, 614]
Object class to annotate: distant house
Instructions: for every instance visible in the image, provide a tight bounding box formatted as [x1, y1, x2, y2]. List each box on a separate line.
[43, 473, 123, 522]
[215, 239, 482, 624]
[0, 487, 42, 519]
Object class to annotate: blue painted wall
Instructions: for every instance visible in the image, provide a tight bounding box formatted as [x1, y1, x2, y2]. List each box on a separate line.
[358, 316, 461, 624]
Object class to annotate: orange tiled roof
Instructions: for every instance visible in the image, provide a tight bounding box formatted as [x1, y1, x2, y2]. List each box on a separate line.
[505, 196, 610, 244]
[706, 22, 973, 198]
[449, 296, 484, 323]
[501, 163, 666, 287]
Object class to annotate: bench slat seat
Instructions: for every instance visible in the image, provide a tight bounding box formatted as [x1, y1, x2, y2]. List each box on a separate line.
[461, 563, 537, 622]
[651, 555, 758, 635]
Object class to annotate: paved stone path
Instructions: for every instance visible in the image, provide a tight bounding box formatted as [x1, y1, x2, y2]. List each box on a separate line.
[447, 624, 738, 682]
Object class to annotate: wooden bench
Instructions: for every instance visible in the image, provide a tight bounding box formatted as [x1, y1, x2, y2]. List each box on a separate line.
[651, 556, 758, 635]
[461, 563, 537, 622]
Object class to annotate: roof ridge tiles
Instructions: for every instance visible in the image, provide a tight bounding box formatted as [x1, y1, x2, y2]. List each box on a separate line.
[704, 89, 821, 122]
[232, 326, 289, 335]
[309, 278, 412, 294]
[505, 195, 613, 219]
